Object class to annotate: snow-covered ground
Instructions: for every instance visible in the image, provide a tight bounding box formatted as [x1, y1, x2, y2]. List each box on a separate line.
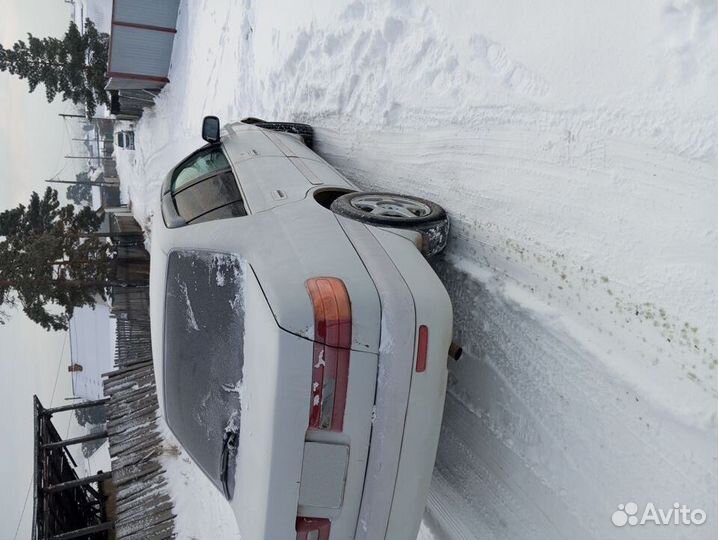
[116, 0, 717, 538]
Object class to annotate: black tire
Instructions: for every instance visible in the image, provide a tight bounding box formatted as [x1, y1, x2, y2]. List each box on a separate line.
[246, 120, 314, 149]
[331, 192, 449, 257]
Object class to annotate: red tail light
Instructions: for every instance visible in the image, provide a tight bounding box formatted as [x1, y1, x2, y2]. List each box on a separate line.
[415, 324, 428, 372]
[305, 277, 351, 432]
[296, 517, 331, 540]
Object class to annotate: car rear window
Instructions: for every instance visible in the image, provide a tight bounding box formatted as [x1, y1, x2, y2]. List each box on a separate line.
[163, 250, 245, 495]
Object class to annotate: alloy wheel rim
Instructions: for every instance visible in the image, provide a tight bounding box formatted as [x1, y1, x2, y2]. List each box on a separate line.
[350, 194, 432, 218]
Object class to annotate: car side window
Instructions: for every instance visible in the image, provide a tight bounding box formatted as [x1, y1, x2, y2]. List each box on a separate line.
[174, 171, 244, 222]
[162, 145, 247, 228]
[172, 147, 230, 192]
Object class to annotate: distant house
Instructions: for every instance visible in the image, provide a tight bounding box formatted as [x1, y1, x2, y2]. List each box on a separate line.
[91, 180, 122, 211]
[69, 305, 114, 400]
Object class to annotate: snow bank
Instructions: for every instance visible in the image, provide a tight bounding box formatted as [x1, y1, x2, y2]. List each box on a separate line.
[116, 0, 717, 538]
[160, 421, 241, 540]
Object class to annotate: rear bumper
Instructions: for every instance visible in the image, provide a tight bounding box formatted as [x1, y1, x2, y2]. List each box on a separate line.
[383, 235, 451, 538]
[338, 219, 451, 540]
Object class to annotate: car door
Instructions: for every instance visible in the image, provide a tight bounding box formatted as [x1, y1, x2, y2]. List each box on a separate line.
[222, 124, 313, 213]
[261, 129, 356, 189]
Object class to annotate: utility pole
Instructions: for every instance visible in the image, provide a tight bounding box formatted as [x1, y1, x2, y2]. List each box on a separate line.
[59, 113, 114, 121]
[64, 155, 114, 161]
[46, 179, 119, 187]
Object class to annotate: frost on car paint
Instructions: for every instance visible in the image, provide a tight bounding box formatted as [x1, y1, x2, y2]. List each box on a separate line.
[163, 251, 246, 497]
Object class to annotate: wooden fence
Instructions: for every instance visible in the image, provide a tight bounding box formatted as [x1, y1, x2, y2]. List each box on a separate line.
[101, 220, 176, 540]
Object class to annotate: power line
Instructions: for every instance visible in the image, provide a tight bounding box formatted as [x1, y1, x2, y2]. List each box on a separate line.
[12, 333, 68, 540]
[50, 333, 69, 406]
[46, 115, 75, 182]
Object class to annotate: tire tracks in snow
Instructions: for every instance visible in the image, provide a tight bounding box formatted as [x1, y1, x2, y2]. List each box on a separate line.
[313, 121, 717, 540]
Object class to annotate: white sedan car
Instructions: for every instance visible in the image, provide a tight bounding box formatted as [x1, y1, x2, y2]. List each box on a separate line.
[150, 116, 453, 540]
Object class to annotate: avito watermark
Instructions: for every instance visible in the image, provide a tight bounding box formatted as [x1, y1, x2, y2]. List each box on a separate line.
[612, 502, 706, 527]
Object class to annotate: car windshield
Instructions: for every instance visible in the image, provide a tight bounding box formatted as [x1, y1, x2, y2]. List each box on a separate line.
[163, 250, 245, 497]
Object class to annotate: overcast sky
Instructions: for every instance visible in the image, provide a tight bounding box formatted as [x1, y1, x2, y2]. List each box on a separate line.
[0, 1, 81, 538]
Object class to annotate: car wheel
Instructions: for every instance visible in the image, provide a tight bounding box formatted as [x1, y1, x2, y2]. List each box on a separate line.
[330, 192, 449, 257]
[245, 120, 314, 149]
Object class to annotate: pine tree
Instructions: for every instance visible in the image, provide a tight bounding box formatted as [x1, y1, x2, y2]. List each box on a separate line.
[0, 19, 109, 117]
[0, 188, 114, 331]
[66, 171, 93, 205]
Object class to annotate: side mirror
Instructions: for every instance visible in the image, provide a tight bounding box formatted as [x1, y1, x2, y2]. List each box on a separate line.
[202, 116, 221, 143]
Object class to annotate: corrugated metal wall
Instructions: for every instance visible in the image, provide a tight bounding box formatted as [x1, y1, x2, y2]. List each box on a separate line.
[109, 26, 175, 77]
[113, 0, 180, 28]
[107, 0, 181, 87]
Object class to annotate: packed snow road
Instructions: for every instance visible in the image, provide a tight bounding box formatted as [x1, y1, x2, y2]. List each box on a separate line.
[115, 1, 717, 539]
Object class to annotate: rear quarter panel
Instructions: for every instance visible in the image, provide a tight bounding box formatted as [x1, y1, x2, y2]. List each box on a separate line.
[222, 123, 355, 213]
